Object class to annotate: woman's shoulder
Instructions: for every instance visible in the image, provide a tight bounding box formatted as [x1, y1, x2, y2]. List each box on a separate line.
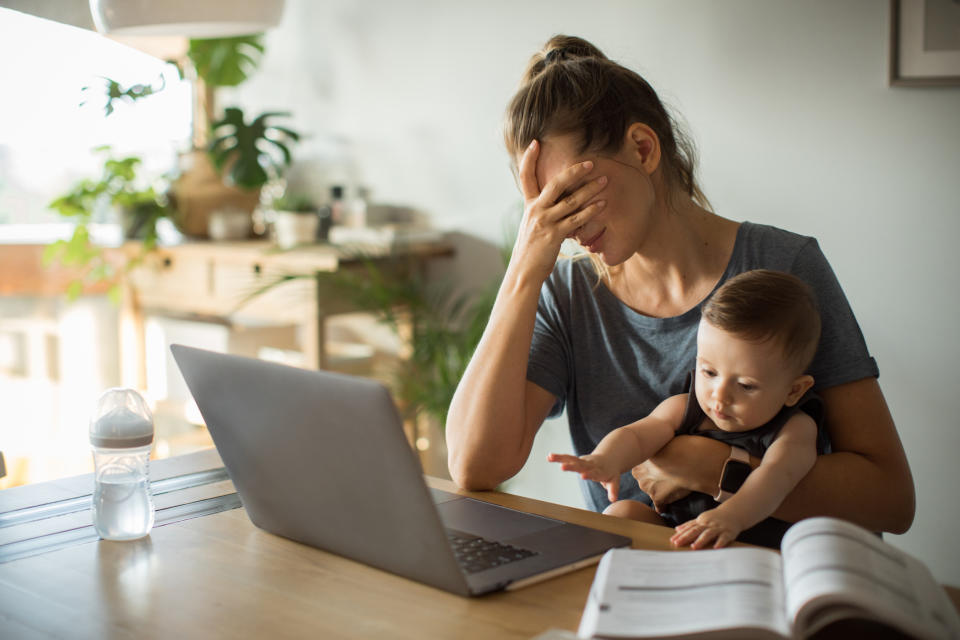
[732, 221, 821, 272]
[545, 256, 599, 291]
[739, 221, 818, 250]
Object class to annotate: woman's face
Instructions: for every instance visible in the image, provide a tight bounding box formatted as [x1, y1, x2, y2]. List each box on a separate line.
[532, 131, 657, 267]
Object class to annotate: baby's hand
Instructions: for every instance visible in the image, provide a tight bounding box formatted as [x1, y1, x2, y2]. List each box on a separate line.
[547, 453, 620, 501]
[670, 508, 744, 549]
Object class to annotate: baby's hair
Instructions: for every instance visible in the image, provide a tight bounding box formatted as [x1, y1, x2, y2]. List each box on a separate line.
[503, 34, 708, 209]
[702, 270, 821, 373]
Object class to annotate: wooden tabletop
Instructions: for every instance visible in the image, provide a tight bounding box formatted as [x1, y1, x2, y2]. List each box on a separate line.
[1, 448, 957, 639]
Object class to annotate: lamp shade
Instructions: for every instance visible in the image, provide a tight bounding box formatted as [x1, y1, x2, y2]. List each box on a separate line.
[89, 0, 286, 37]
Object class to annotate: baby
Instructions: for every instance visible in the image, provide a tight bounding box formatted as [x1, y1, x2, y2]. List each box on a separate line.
[549, 269, 826, 549]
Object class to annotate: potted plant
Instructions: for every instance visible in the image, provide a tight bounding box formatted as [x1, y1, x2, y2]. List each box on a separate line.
[208, 107, 299, 189]
[45, 146, 172, 301]
[269, 191, 328, 248]
[170, 35, 300, 238]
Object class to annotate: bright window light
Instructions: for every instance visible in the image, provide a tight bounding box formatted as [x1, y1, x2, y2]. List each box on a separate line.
[0, 8, 192, 225]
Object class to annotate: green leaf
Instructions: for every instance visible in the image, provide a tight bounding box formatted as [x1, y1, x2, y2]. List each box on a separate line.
[42, 241, 66, 266]
[188, 35, 265, 87]
[45, 146, 170, 304]
[66, 280, 83, 302]
[208, 107, 300, 188]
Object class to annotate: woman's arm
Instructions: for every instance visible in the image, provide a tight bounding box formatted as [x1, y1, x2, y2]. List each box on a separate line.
[445, 140, 608, 490]
[633, 378, 915, 533]
[444, 274, 554, 489]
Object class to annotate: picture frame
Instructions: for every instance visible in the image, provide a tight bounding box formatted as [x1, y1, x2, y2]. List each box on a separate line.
[889, 0, 960, 87]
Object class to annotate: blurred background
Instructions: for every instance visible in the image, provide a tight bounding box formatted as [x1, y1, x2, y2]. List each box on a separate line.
[0, 0, 958, 585]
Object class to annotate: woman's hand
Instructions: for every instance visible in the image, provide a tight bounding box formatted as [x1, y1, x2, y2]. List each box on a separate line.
[548, 452, 621, 502]
[630, 460, 691, 513]
[511, 139, 608, 284]
[629, 435, 725, 511]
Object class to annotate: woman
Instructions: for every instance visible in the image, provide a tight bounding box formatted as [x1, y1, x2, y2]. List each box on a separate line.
[445, 35, 914, 537]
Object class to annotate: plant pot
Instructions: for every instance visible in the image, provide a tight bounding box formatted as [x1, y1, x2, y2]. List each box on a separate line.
[208, 209, 253, 241]
[273, 210, 318, 248]
[169, 149, 261, 238]
[121, 203, 162, 240]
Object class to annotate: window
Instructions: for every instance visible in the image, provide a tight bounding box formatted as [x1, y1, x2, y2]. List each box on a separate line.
[0, 9, 192, 487]
[0, 8, 191, 228]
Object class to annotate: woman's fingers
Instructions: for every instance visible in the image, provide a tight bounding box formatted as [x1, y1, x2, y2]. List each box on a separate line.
[538, 160, 596, 211]
[517, 139, 542, 201]
[557, 199, 606, 238]
[544, 174, 607, 223]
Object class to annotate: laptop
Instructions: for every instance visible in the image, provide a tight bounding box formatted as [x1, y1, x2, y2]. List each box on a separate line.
[170, 344, 630, 596]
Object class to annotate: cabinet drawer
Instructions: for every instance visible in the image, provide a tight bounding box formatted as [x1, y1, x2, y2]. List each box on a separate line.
[129, 249, 211, 312]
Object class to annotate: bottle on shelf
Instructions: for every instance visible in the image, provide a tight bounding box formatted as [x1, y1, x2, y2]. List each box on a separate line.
[329, 185, 346, 226]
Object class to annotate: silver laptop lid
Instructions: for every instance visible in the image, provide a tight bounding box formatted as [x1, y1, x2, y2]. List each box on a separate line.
[170, 344, 471, 596]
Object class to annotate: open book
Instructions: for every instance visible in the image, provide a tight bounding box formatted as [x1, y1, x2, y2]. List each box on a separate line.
[578, 517, 960, 640]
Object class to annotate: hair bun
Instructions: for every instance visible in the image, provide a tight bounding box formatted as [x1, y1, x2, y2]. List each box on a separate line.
[544, 46, 568, 65]
[542, 35, 608, 63]
[521, 35, 609, 84]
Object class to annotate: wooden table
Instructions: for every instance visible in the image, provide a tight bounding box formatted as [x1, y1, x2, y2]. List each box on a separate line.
[1, 448, 957, 639]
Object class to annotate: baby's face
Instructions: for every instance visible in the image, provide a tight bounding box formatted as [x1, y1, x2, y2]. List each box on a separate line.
[694, 320, 806, 433]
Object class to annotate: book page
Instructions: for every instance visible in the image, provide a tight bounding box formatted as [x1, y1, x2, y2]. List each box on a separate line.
[781, 517, 960, 640]
[578, 548, 791, 639]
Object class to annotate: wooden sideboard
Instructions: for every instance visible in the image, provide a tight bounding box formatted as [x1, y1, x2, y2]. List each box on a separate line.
[116, 240, 454, 389]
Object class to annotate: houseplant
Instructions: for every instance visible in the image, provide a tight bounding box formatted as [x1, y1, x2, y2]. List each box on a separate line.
[170, 35, 300, 237]
[208, 107, 299, 190]
[269, 191, 327, 248]
[44, 146, 172, 301]
[242, 237, 510, 427]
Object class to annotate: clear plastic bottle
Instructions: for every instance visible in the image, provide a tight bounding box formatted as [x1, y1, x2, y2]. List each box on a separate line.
[89, 388, 155, 541]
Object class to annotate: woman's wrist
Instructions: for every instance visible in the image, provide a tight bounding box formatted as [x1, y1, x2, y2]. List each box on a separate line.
[659, 435, 730, 495]
[501, 260, 549, 300]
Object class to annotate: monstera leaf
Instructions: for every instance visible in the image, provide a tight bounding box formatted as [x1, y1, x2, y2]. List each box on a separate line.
[208, 107, 300, 190]
[187, 35, 265, 88]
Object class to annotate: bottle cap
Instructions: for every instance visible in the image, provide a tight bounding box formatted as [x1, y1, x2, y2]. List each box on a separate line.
[89, 388, 154, 448]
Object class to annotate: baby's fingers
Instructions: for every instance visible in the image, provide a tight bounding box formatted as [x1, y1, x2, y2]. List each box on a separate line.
[670, 523, 703, 547]
[710, 531, 736, 549]
[547, 453, 576, 464]
[689, 527, 724, 550]
[547, 453, 593, 474]
[603, 481, 619, 503]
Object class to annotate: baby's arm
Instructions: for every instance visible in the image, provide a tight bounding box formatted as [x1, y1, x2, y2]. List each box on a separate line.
[548, 394, 685, 502]
[671, 412, 818, 549]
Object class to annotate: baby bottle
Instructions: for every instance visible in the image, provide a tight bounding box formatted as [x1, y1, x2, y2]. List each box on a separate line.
[89, 388, 155, 541]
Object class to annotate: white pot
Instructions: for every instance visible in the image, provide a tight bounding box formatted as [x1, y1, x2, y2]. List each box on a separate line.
[273, 211, 318, 248]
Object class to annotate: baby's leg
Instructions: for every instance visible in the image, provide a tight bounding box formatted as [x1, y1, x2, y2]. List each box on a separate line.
[603, 499, 667, 525]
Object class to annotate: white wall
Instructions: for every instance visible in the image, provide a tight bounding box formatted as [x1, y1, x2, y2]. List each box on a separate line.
[237, 0, 960, 583]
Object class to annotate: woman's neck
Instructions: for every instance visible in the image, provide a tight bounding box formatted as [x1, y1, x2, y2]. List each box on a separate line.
[606, 197, 738, 318]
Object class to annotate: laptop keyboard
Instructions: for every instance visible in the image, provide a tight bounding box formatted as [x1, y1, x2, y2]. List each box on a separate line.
[446, 530, 539, 574]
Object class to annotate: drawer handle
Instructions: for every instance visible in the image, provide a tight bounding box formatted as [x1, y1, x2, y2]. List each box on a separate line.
[162, 257, 173, 268]
[253, 263, 262, 275]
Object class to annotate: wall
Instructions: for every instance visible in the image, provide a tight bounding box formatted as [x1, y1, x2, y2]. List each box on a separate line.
[177, 0, 960, 584]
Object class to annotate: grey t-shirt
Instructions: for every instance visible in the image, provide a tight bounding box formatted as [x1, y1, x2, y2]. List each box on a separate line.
[527, 221, 879, 512]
